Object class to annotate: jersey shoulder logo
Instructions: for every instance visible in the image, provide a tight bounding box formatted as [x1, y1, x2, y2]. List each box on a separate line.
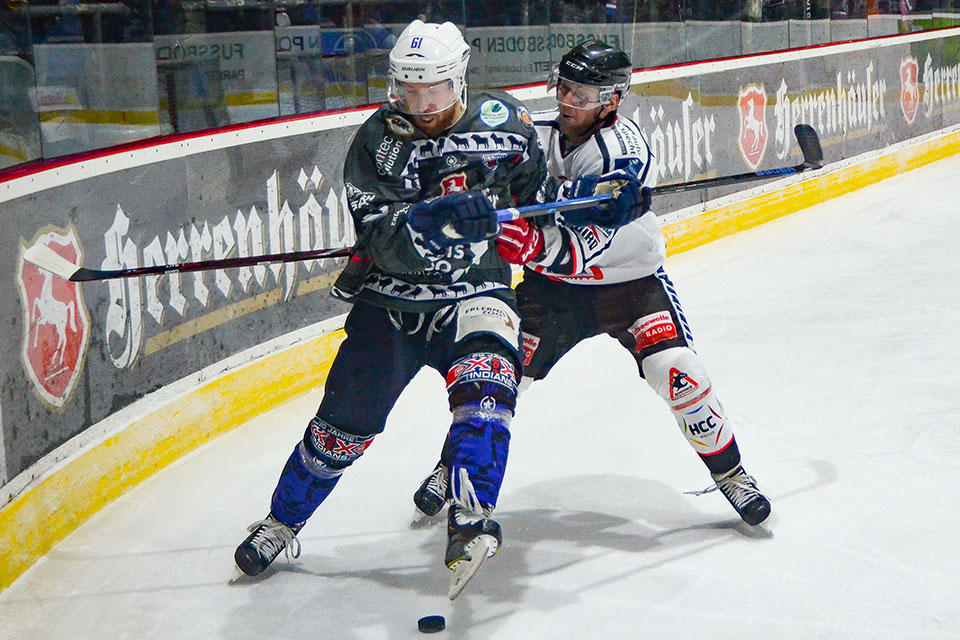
[479, 100, 510, 128]
[386, 114, 416, 137]
[517, 106, 533, 129]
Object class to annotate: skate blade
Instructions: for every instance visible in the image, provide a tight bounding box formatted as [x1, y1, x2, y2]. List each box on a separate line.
[228, 566, 246, 584]
[410, 508, 445, 530]
[447, 534, 498, 600]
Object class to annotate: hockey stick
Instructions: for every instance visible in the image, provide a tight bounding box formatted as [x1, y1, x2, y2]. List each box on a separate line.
[24, 126, 822, 283]
[497, 125, 823, 212]
[20, 197, 613, 283]
[650, 123, 823, 195]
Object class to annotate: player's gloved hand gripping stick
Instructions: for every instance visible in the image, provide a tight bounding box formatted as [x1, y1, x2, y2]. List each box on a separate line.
[24, 125, 821, 283]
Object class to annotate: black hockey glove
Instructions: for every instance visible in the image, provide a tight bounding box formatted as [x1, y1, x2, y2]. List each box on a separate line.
[562, 175, 652, 228]
[407, 190, 499, 253]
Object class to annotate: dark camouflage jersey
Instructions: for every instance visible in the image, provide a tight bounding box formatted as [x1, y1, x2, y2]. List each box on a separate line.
[332, 89, 548, 312]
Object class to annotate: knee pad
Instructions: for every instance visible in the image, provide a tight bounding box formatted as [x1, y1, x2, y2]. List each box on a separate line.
[641, 347, 734, 456]
[299, 415, 376, 480]
[446, 351, 519, 419]
[453, 296, 522, 362]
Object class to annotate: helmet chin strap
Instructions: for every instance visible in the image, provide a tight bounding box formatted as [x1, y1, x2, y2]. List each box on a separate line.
[567, 99, 618, 146]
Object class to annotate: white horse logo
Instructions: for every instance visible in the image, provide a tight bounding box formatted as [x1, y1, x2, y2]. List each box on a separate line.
[742, 98, 766, 152]
[31, 269, 78, 372]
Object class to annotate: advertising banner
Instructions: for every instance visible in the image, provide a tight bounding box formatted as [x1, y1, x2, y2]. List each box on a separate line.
[3, 127, 356, 478]
[466, 24, 628, 88]
[155, 32, 280, 130]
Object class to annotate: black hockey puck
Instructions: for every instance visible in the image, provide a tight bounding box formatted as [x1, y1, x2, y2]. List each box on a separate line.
[418, 615, 446, 633]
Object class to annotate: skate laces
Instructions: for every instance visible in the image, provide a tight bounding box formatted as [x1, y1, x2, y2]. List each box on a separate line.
[246, 516, 302, 561]
[450, 467, 489, 521]
[684, 467, 760, 506]
[426, 464, 449, 498]
[686, 467, 763, 509]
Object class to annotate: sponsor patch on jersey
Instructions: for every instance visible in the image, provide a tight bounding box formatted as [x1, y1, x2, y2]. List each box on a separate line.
[517, 106, 533, 129]
[522, 333, 540, 367]
[385, 113, 416, 137]
[480, 100, 510, 128]
[628, 311, 678, 353]
[441, 171, 468, 194]
[375, 135, 405, 175]
[534, 265, 605, 281]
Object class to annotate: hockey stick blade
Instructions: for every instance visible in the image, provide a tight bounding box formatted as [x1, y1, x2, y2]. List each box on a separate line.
[22, 243, 83, 281]
[652, 125, 824, 195]
[794, 123, 824, 169]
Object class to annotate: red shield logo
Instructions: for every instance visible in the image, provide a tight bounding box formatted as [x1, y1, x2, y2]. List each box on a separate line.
[18, 230, 90, 407]
[900, 57, 920, 125]
[441, 171, 468, 195]
[738, 85, 768, 171]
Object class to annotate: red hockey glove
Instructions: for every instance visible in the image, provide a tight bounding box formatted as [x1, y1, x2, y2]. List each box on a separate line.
[496, 218, 544, 265]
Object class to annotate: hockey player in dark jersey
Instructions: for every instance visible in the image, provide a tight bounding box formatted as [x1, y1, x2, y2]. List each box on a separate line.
[234, 20, 548, 599]
[414, 41, 772, 528]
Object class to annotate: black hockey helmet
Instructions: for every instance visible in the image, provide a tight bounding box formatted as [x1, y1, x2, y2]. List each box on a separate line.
[549, 40, 632, 105]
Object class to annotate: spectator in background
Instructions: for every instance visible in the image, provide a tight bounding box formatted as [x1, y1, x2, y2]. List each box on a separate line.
[0, 0, 31, 57]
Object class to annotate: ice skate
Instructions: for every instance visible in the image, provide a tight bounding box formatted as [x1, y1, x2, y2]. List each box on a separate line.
[711, 465, 771, 526]
[234, 514, 303, 577]
[444, 467, 502, 599]
[413, 462, 448, 517]
[445, 503, 502, 599]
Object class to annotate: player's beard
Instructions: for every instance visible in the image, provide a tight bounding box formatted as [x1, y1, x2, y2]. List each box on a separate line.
[411, 102, 463, 138]
[558, 104, 607, 145]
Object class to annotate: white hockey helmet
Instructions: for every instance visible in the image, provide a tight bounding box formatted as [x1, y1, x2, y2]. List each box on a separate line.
[387, 20, 470, 116]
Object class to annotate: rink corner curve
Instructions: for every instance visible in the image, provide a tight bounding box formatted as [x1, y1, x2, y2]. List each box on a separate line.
[2, 127, 960, 592]
[0, 328, 345, 591]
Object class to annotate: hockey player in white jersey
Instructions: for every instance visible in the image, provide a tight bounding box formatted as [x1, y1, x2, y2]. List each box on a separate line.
[414, 40, 772, 527]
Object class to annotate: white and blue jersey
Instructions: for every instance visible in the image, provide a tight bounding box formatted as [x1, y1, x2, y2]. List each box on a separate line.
[530, 108, 666, 284]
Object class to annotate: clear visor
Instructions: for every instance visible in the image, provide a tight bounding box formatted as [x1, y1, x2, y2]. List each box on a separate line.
[546, 64, 610, 110]
[387, 79, 458, 116]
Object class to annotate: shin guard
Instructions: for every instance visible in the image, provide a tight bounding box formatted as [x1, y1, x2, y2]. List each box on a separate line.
[270, 416, 375, 525]
[443, 352, 518, 509]
[641, 347, 740, 474]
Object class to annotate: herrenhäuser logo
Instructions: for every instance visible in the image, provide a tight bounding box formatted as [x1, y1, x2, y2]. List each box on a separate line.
[17, 229, 90, 407]
[738, 84, 768, 171]
[900, 56, 920, 125]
